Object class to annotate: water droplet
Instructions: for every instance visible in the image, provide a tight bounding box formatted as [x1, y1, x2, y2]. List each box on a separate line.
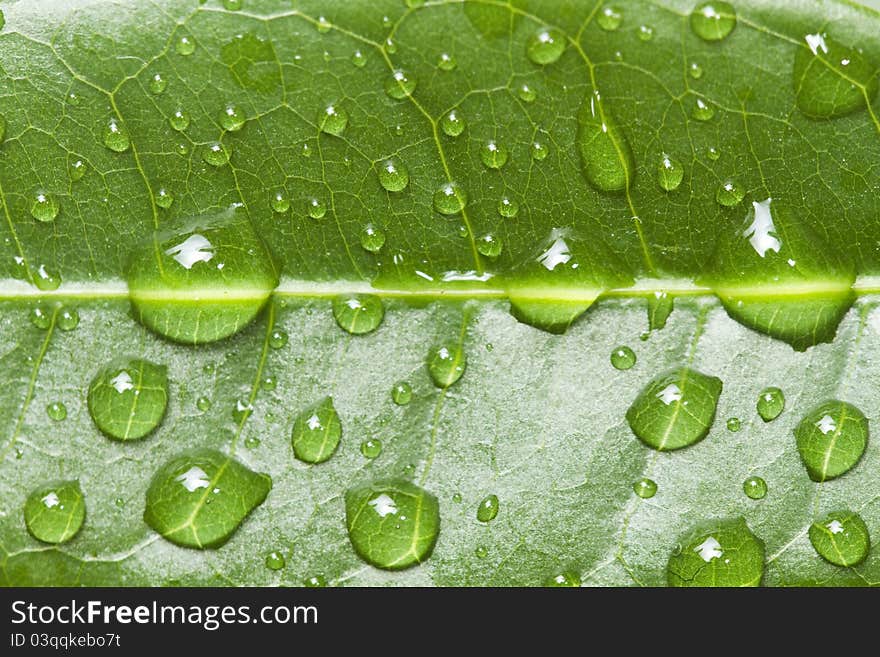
[385, 69, 417, 99]
[480, 140, 509, 169]
[291, 397, 342, 464]
[692, 97, 715, 121]
[115, 497, 125, 508]
[795, 401, 868, 481]
[475, 545, 489, 559]
[351, 49, 366, 67]
[360, 439, 382, 459]
[531, 141, 549, 160]
[757, 387, 784, 422]
[610, 345, 636, 370]
[30, 192, 59, 222]
[657, 154, 684, 192]
[332, 294, 384, 334]
[726, 417, 741, 432]
[638, 25, 654, 41]
[476, 494, 499, 522]
[633, 478, 657, 499]
[57, 307, 79, 331]
[265, 550, 285, 570]
[144, 449, 271, 548]
[577, 90, 634, 192]
[545, 571, 581, 587]
[690, 1, 737, 42]
[689, 61, 704, 79]
[261, 374, 277, 391]
[219, 104, 246, 132]
[46, 401, 67, 422]
[809, 511, 870, 567]
[707, 146, 720, 161]
[742, 476, 767, 500]
[527, 27, 565, 65]
[197, 396, 212, 412]
[647, 292, 674, 331]
[126, 206, 278, 343]
[345, 479, 440, 570]
[34, 264, 61, 291]
[176, 35, 196, 55]
[304, 575, 327, 587]
[317, 15, 332, 33]
[269, 329, 288, 349]
[155, 187, 174, 209]
[68, 156, 87, 181]
[597, 5, 622, 31]
[497, 197, 519, 218]
[391, 381, 413, 405]
[318, 104, 348, 136]
[149, 73, 167, 95]
[626, 367, 722, 451]
[440, 110, 465, 137]
[517, 83, 536, 102]
[427, 342, 467, 388]
[793, 32, 878, 119]
[452, 492, 462, 503]
[202, 142, 230, 166]
[232, 398, 253, 423]
[176, 143, 189, 156]
[360, 225, 386, 253]
[30, 306, 51, 330]
[103, 118, 130, 153]
[433, 182, 468, 215]
[24, 480, 85, 544]
[477, 233, 502, 258]
[378, 159, 409, 192]
[667, 518, 764, 586]
[270, 189, 290, 213]
[307, 197, 326, 219]
[88, 358, 168, 441]
[716, 179, 744, 207]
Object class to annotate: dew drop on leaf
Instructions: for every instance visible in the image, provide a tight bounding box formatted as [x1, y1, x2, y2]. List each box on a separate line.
[477, 233, 502, 258]
[545, 571, 581, 587]
[304, 575, 327, 587]
[270, 189, 290, 213]
[24, 480, 85, 544]
[577, 90, 635, 192]
[427, 342, 467, 388]
[475, 545, 489, 558]
[378, 159, 409, 192]
[318, 104, 348, 135]
[333, 294, 384, 334]
[149, 73, 167, 95]
[269, 329, 288, 349]
[517, 83, 536, 102]
[633, 478, 657, 499]
[57, 307, 79, 331]
[385, 69, 417, 99]
[46, 401, 67, 422]
[219, 104, 246, 131]
[716, 179, 744, 207]
[196, 396, 212, 412]
[726, 417, 741, 432]
[794, 400, 868, 481]
[265, 551, 285, 570]
[742, 476, 767, 500]
[610, 345, 636, 370]
[30, 191, 59, 222]
[103, 118, 130, 152]
[307, 197, 327, 219]
[657, 154, 684, 192]
[498, 197, 519, 218]
[690, 1, 737, 42]
[480, 140, 509, 169]
[232, 398, 253, 423]
[155, 187, 174, 209]
[691, 97, 715, 121]
[360, 439, 382, 459]
[30, 305, 51, 330]
[477, 494, 499, 522]
[68, 156, 87, 181]
[689, 61, 704, 79]
[531, 140, 548, 160]
[667, 518, 764, 587]
[202, 142, 230, 166]
[291, 397, 342, 464]
[809, 510, 870, 567]
[757, 387, 784, 422]
[527, 27, 565, 66]
[360, 224, 386, 253]
[316, 15, 331, 33]
[706, 146, 720, 161]
[440, 109, 465, 137]
[88, 358, 168, 441]
[391, 381, 412, 405]
[597, 5, 623, 31]
[351, 49, 366, 67]
[638, 25, 654, 41]
[433, 181, 468, 215]
[33, 264, 61, 291]
[647, 291, 674, 330]
[176, 35, 196, 55]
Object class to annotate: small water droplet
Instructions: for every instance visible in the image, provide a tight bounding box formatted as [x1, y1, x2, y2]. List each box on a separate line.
[692, 97, 715, 121]
[155, 187, 174, 209]
[638, 25, 654, 41]
[475, 545, 489, 559]
[476, 494, 499, 522]
[440, 109, 465, 137]
[427, 342, 467, 388]
[304, 574, 327, 587]
[385, 69, 417, 99]
[452, 492, 462, 503]
[742, 476, 767, 500]
[351, 49, 366, 67]
[477, 233, 502, 258]
[176, 35, 196, 56]
[360, 439, 382, 459]
[610, 345, 636, 370]
[46, 401, 67, 422]
[197, 396, 212, 412]
[597, 5, 622, 31]
[531, 141, 549, 160]
[757, 387, 784, 422]
[706, 146, 720, 161]
[384, 37, 397, 54]
[30, 305, 51, 329]
[270, 189, 290, 213]
[265, 550, 285, 570]
[716, 179, 744, 207]
[657, 154, 684, 192]
[497, 197, 519, 218]
[633, 478, 657, 498]
[378, 159, 409, 192]
[433, 182, 468, 215]
[103, 118, 130, 152]
[726, 417, 742, 432]
[292, 397, 342, 464]
[307, 197, 327, 219]
[57, 307, 79, 331]
[517, 83, 536, 102]
[30, 191, 59, 222]
[219, 104, 246, 131]
[149, 73, 167, 95]
[244, 436, 261, 449]
[202, 142, 230, 166]
[809, 511, 870, 567]
[269, 329, 288, 349]
[689, 61, 704, 79]
[527, 27, 565, 65]
[68, 156, 87, 181]
[360, 224, 386, 253]
[318, 104, 348, 136]
[317, 15, 332, 33]
[332, 294, 385, 334]
[795, 401, 868, 481]
[480, 140, 509, 169]
[391, 381, 412, 405]
[690, 1, 737, 42]
[545, 571, 581, 587]
[261, 374, 277, 391]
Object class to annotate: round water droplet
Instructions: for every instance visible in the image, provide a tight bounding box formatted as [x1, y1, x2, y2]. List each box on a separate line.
[638, 25, 654, 41]
[69, 157, 87, 181]
[531, 141, 548, 160]
[378, 159, 409, 192]
[743, 476, 767, 500]
[527, 27, 565, 65]
[155, 187, 174, 209]
[440, 110, 465, 137]
[176, 143, 189, 156]
[476, 494, 499, 522]
[360, 225, 386, 253]
[692, 97, 715, 121]
[317, 15, 331, 33]
[668, 518, 764, 587]
[170, 108, 190, 131]
[306, 197, 326, 219]
[480, 140, 509, 169]
[452, 492, 463, 504]
[345, 479, 440, 570]
[598, 5, 622, 31]
[391, 381, 412, 405]
[433, 182, 467, 215]
[633, 478, 657, 499]
[707, 146, 720, 161]
[265, 550, 285, 570]
[475, 545, 489, 559]
[690, 1, 736, 42]
[304, 574, 327, 587]
[809, 510, 870, 567]
[115, 497, 125, 508]
[658, 154, 684, 192]
[202, 142, 230, 166]
[795, 400, 868, 481]
[30, 305, 51, 329]
[176, 35, 196, 55]
[57, 307, 79, 331]
[689, 61, 704, 79]
[34, 264, 61, 291]
[360, 439, 382, 459]
[517, 83, 536, 102]
[261, 374, 277, 391]
[46, 401, 67, 422]
[757, 387, 784, 422]
[437, 52, 456, 71]
[318, 104, 348, 136]
[149, 73, 167, 95]
[24, 480, 85, 544]
[244, 437, 261, 451]
[351, 49, 366, 67]
[291, 397, 342, 464]
[726, 417, 741, 432]
[197, 396, 212, 412]
[332, 294, 384, 334]
[269, 329, 288, 349]
[427, 342, 467, 388]
[477, 233, 502, 258]
[385, 69, 417, 99]
[545, 571, 581, 587]
[30, 191, 59, 222]
[716, 179, 744, 207]
[219, 104, 246, 131]
[610, 345, 636, 370]
[270, 189, 290, 213]
[498, 197, 519, 218]
[88, 358, 168, 441]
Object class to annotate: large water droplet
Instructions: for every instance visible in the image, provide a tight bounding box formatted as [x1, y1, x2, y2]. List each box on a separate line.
[576, 90, 634, 192]
[809, 510, 870, 567]
[144, 449, 271, 548]
[667, 518, 764, 586]
[24, 480, 85, 544]
[440, 110, 465, 137]
[742, 476, 767, 500]
[726, 417, 741, 432]
[126, 205, 279, 343]
[332, 294, 384, 334]
[498, 197, 519, 218]
[795, 400, 868, 481]
[626, 367, 722, 451]
[477, 494, 499, 522]
[385, 69, 417, 99]
[517, 83, 536, 103]
[345, 479, 440, 570]
[291, 397, 342, 464]
[318, 104, 348, 136]
[610, 345, 636, 370]
[88, 358, 168, 441]
[30, 191, 59, 222]
[33, 264, 61, 291]
[757, 387, 784, 422]
[68, 156, 87, 181]
[269, 329, 288, 349]
[103, 118, 130, 152]
[527, 27, 565, 65]
[657, 154, 683, 192]
[270, 189, 290, 213]
[427, 342, 467, 388]
[57, 306, 79, 331]
[378, 159, 409, 192]
[433, 182, 468, 215]
[480, 140, 509, 169]
[691, 97, 715, 121]
[307, 197, 326, 219]
[690, 2, 737, 42]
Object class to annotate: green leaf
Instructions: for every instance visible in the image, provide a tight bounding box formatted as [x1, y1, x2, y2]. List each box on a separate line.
[2, 0, 880, 587]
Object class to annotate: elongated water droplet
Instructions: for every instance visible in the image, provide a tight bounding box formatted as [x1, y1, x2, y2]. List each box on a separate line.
[24, 480, 85, 544]
[360, 225, 386, 253]
[219, 104, 246, 131]
[144, 449, 271, 549]
[626, 367, 722, 451]
[633, 478, 657, 498]
[440, 110, 465, 137]
[433, 182, 468, 215]
[743, 476, 767, 499]
[577, 90, 634, 192]
[477, 233, 502, 258]
[30, 191, 59, 222]
[103, 119, 130, 152]
[332, 294, 384, 334]
[716, 179, 744, 206]
[291, 397, 342, 464]
[658, 154, 683, 191]
[149, 73, 167, 95]
[527, 27, 565, 65]
[34, 264, 61, 291]
[610, 345, 636, 370]
[545, 571, 581, 587]
[317, 15, 331, 33]
[795, 400, 868, 481]
[378, 159, 409, 192]
[318, 104, 348, 136]
[46, 401, 67, 421]
[597, 5, 622, 31]
[667, 518, 764, 587]
[757, 387, 784, 422]
[265, 551, 285, 570]
[427, 342, 467, 388]
[345, 479, 440, 570]
[391, 381, 412, 405]
[647, 291, 674, 330]
[385, 69, 417, 99]
[809, 510, 870, 567]
[477, 494, 499, 522]
[480, 140, 509, 169]
[88, 358, 168, 441]
[690, 1, 737, 42]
